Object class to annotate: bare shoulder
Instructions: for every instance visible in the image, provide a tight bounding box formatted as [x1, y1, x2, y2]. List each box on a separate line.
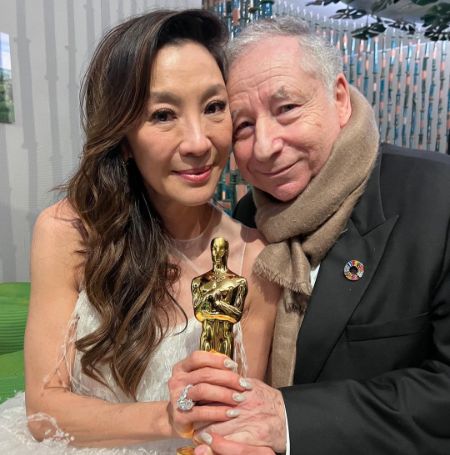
[31, 199, 84, 290]
[33, 200, 84, 251]
[34, 199, 79, 235]
[26, 200, 85, 399]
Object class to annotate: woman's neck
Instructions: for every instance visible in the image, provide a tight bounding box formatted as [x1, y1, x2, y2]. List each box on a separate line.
[157, 202, 213, 240]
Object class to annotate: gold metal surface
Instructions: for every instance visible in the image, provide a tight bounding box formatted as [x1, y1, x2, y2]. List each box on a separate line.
[176, 447, 195, 455]
[192, 237, 248, 357]
[176, 237, 248, 453]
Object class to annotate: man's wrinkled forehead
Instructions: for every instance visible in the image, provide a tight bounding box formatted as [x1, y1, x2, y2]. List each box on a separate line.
[229, 84, 303, 119]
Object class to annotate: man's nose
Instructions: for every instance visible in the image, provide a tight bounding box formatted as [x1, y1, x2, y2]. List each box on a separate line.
[178, 119, 212, 156]
[253, 116, 283, 162]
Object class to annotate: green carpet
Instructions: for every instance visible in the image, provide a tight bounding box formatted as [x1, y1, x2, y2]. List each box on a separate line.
[0, 350, 25, 403]
[0, 282, 30, 300]
[0, 283, 29, 403]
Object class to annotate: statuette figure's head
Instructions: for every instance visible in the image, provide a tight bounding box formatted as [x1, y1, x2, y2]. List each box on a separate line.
[211, 237, 228, 268]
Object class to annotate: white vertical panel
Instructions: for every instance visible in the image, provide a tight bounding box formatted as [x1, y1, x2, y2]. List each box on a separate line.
[0, 0, 200, 281]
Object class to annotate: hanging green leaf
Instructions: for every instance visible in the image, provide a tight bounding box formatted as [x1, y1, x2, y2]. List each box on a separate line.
[371, 0, 401, 14]
[388, 19, 416, 34]
[424, 24, 450, 40]
[308, 0, 450, 40]
[411, 0, 439, 6]
[370, 21, 388, 32]
[421, 3, 450, 26]
[352, 21, 387, 39]
[420, 3, 450, 39]
[306, 0, 343, 6]
[352, 27, 377, 39]
[331, 7, 367, 20]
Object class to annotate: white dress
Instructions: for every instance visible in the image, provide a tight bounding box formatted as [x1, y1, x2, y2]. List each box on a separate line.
[0, 204, 252, 454]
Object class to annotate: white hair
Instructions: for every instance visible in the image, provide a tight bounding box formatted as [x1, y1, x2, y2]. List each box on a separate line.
[227, 16, 343, 93]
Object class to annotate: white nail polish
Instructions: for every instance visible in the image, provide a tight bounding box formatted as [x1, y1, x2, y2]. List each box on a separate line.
[226, 409, 240, 417]
[199, 432, 213, 445]
[224, 358, 238, 370]
[239, 377, 253, 389]
[232, 392, 246, 402]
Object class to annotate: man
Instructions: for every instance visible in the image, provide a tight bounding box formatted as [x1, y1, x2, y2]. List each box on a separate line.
[169, 16, 450, 455]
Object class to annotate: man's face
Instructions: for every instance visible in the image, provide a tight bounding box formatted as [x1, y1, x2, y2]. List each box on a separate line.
[227, 36, 351, 202]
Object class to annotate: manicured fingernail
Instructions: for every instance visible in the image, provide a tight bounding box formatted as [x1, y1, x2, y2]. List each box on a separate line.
[239, 377, 253, 389]
[226, 408, 240, 417]
[232, 392, 246, 402]
[224, 359, 238, 370]
[199, 431, 213, 445]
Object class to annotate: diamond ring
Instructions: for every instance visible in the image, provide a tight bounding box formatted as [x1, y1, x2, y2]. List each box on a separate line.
[176, 384, 195, 412]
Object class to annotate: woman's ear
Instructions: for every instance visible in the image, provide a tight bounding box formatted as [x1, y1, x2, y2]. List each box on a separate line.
[121, 137, 133, 161]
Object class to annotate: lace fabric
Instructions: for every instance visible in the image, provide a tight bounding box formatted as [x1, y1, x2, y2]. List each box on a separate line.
[0, 203, 253, 454]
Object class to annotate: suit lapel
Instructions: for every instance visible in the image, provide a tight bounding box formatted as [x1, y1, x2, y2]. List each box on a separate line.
[294, 151, 399, 384]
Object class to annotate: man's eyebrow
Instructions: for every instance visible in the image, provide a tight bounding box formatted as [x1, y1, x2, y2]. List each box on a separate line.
[230, 109, 241, 121]
[272, 86, 291, 100]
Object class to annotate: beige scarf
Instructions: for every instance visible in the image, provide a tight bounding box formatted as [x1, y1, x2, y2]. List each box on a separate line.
[255, 86, 380, 387]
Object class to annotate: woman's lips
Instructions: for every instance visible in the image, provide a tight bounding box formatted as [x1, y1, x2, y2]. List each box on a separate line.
[173, 166, 212, 184]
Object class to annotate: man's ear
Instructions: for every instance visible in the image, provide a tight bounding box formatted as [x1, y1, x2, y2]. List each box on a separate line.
[334, 74, 352, 128]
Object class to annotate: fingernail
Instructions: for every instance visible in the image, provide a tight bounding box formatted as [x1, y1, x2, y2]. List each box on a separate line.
[239, 377, 253, 390]
[224, 358, 238, 370]
[199, 431, 213, 445]
[226, 408, 240, 417]
[232, 392, 246, 402]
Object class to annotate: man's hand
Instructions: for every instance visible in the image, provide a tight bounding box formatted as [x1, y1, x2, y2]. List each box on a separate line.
[194, 432, 275, 455]
[194, 379, 287, 453]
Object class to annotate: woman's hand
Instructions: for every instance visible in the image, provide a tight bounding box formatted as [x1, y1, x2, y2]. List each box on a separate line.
[168, 350, 253, 438]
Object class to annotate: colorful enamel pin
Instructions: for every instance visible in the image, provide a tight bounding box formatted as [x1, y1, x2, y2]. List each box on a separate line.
[344, 260, 365, 281]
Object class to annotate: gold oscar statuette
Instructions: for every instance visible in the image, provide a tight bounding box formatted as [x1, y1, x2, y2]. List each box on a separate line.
[176, 237, 248, 455]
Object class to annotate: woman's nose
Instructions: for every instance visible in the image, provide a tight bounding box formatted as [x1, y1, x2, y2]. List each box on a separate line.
[178, 120, 212, 156]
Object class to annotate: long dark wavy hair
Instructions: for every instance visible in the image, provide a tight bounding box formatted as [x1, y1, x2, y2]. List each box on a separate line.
[62, 10, 228, 399]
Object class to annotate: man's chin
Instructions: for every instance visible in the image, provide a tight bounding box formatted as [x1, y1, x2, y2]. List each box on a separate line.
[260, 183, 305, 202]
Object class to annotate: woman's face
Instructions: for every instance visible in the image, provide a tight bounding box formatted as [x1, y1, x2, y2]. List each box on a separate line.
[126, 41, 232, 213]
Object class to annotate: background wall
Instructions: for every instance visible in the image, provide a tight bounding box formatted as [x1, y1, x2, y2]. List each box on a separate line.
[0, 0, 201, 282]
[1, 0, 449, 282]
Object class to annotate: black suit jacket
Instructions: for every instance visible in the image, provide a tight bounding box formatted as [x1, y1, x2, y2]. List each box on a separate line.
[233, 144, 450, 455]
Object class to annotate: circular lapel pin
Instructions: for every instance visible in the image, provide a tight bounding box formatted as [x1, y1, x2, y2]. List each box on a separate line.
[344, 260, 365, 281]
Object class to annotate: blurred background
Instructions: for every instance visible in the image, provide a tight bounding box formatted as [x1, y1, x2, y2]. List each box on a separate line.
[0, 0, 449, 282]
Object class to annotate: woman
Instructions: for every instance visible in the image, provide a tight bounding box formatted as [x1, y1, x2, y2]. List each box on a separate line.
[0, 9, 279, 454]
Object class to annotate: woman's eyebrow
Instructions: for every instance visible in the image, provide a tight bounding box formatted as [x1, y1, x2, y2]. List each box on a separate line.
[149, 91, 182, 105]
[149, 84, 226, 106]
[200, 84, 227, 104]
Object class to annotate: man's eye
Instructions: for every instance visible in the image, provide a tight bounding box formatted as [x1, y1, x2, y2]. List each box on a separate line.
[278, 104, 298, 114]
[233, 121, 253, 140]
[149, 109, 175, 123]
[234, 121, 252, 133]
[205, 100, 227, 114]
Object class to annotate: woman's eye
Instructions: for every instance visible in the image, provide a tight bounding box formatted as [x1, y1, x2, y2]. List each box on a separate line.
[205, 100, 226, 115]
[149, 109, 175, 123]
